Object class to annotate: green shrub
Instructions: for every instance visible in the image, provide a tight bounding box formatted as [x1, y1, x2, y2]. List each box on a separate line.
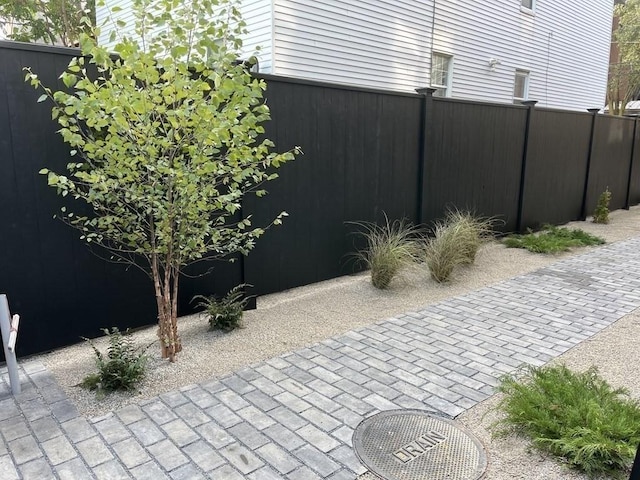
[444, 209, 498, 264]
[496, 364, 640, 478]
[349, 214, 423, 289]
[503, 225, 605, 254]
[593, 188, 612, 224]
[80, 327, 149, 395]
[193, 284, 252, 332]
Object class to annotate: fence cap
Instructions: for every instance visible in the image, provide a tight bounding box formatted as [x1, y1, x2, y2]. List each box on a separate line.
[415, 87, 438, 96]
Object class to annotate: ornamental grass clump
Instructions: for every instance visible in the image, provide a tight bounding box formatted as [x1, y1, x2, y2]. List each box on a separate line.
[423, 218, 469, 283]
[444, 208, 498, 264]
[503, 225, 605, 254]
[80, 327, 150, 396]
[350, 214, 423, 289]
[496, 364, 640, 478]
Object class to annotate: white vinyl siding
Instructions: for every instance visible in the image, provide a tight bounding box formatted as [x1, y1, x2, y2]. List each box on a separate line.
[432, 0, 613, 110]
[272, 0, 433, 92]
[96, 0, 273, 72]
[98, 0, 613, 111]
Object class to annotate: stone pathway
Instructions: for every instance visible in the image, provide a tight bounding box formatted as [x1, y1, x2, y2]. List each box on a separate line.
[2, 237, 640, 479]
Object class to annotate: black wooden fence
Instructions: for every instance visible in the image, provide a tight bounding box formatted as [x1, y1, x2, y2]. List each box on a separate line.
[2, 41, 639, 357]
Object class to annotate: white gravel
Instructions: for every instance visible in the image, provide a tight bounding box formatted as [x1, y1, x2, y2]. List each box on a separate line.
[34, 207, 640, 479]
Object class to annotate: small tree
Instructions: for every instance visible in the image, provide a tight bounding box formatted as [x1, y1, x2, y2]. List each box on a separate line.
[0, 0, 95, 46]
[609, 0, 640, 115]
[25, 0, 299, 361]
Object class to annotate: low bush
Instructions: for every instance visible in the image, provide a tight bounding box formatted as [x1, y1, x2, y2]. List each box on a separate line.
[503, 225, 605, 253]
[496, 364, 640, 478]
[349, 214, 423, 289]
[80, 327, 149, 396]
[593, 188, 612, 224]
[193, 284, 252, 332]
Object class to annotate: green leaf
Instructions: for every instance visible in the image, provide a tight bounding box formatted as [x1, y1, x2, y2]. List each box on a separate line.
[37, 94, 48, 103]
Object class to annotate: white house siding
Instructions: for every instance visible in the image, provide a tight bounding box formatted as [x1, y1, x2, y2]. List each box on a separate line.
[433, 0, 613, 110]
[96, 0, 273, 72]
[272, 0, 434, 92]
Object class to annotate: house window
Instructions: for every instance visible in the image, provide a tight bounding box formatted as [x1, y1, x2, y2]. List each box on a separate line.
[513, 70, 530, 103]
[431, 53, 453, 97]
[521, 0, 534, 10]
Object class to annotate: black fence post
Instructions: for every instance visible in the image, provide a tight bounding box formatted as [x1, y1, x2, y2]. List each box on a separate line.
[516, 100, 537, 233]
[625, 117, 638, 210]
[630, 443, 640, 480]
[415, 87, 437, 225]
[580, 108, 601, 220]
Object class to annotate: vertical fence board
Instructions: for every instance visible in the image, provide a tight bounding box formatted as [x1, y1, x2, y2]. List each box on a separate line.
[423, 99, 527, 231]
[521, 110, 592, 229]
[587, 116, 635, 213]
[627, 121, 640, 206]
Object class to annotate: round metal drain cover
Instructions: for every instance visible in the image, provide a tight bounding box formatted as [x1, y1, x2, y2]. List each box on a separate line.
[353, 410, 487, 480]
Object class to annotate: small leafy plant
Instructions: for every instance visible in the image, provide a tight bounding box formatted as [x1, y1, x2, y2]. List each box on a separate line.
[495, 364, 640, 478]
[593, 188, 612, 224]
[349, 214, 423, 289]
[504, 225, 605, 253]
[80, 327, 149, 395]
[193, 284, 252, 332]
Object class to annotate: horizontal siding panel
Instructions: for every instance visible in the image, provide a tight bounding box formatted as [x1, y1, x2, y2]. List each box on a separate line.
[434, 0, 613, 110]
[273, 0, 433, 93]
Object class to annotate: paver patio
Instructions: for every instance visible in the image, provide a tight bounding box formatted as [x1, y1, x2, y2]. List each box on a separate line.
[2, 237, 640, 479]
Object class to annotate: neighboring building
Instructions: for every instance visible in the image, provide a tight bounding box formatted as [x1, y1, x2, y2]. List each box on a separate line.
[98, 0, 614, 111]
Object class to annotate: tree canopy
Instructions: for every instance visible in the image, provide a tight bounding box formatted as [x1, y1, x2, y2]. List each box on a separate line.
[609, 0, 640, 115]
[0, 0, 95, 46]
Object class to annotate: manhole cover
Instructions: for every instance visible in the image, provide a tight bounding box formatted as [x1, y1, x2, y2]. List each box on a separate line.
[353, 410, 487, 480]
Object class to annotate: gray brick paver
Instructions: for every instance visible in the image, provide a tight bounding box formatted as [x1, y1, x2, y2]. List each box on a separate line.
[147, 439, 189, 471]
[19, 457, 54, 480]
[111, 438, 150, 469]
[0, 455, 19, 480]
[76, 435, 113, 467]
[9, 435, 43, 465]
[219, 443, 264, 475]
[41, 435, 77, 466]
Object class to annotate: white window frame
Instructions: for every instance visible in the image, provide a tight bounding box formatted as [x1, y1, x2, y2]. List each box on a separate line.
[513, 69, 530, 103]
[521, 0, 535, 12]
[430, 52, 453, 98]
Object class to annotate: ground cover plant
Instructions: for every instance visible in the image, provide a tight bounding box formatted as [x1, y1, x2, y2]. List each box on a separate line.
[496, 364, 640, 478]
[349, 214, 423, 289]
[593, 188, 612, 224]
[192, 284, 252, 332]
[80, 327, 150, 397]
[26, 0, 299, 361]
[503, 225, 605, 254]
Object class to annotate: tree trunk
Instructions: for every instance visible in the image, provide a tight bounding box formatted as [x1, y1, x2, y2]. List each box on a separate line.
[152, 259, 182, 362]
